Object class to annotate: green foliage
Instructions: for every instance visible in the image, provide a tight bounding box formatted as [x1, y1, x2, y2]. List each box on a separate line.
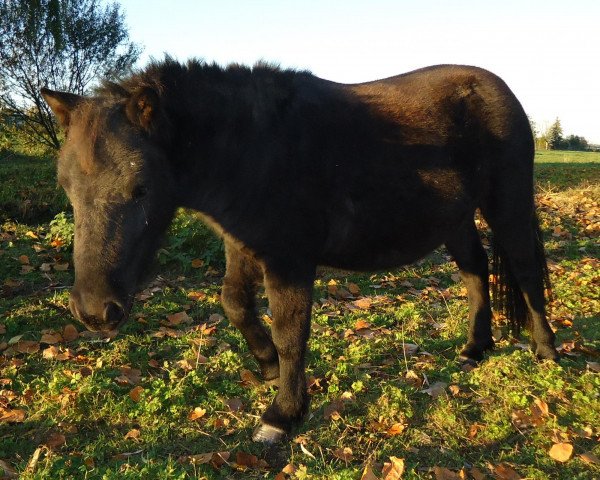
[48, 211, 74, 249]
[0, 0, 141, 150]
[546, 118, 564, 150]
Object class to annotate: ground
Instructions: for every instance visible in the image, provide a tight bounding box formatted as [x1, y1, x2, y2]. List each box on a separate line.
[0, 149, 598, 479]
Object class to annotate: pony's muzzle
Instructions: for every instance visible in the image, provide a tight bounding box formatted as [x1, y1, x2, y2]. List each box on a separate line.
[69, 290, 127, 332]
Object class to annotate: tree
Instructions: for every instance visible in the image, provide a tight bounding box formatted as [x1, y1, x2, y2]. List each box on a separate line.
[546, 118, 564, 150]
[0, 0, 141, 150]
[564, 134, 589, 151]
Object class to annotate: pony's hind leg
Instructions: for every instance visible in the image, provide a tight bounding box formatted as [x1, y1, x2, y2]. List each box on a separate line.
[445, 218, 495, 362]
[221, 241, 280, 381]
[482, 203, 558, 361]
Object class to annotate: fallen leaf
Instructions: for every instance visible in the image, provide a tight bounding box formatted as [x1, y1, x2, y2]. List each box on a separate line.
[15, 340, 40, 354]
[0, 407, 26, 423]
[360, 464, 379, 480]
[300, 443, 316, 460]
[39, 263, 52, 272]
[348, 283, 361, 295]
[191, 258, 205, 268]
[188, 407, 207, 421]
[386, 423, 406, 436]
[235, 451, 262, 469]
[549, 442, 573, 462]
[25, 447, 43, 474]
[332, 447, 353, 462]
[421, 381, 447, 398]
[18, 254, 30, 264]
[353, 298, 373, 309]
[0, 459, 17, 478]
[433, 466, 460, 480]
[45, 432, 66, 449]
[118, 367, 142, 385]
[579, 451, 600, 465]
[586, 361, 600, 373]
[469, 467, 487, 480]
[226, 397, 244, 412]
[490, 463, 521, 480]
[187, 290, 207, 301]
[40, 333, 63, 344]
[382, 456, 405, 479]
[323, 399, 344, 420]
[129, 386, 144, 402]
[124, 428, 141, 440]
[164, 311, 190, 326]
[448, 384, 460, 396]
[240, 369, 261, 387]
[53, 262, 69, 271]
[62, 324, 79, 342]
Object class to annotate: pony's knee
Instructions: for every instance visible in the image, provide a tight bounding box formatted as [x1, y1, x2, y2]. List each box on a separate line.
[221, 283, 252, 322]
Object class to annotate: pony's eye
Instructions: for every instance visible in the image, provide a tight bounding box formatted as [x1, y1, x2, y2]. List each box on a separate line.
[132, 185, 148, 200]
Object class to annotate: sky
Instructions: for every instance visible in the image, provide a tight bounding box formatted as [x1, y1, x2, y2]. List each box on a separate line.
[119, 0, 599, 143]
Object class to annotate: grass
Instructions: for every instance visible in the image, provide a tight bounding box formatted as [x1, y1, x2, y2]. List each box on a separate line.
[0, 150, 598, 479]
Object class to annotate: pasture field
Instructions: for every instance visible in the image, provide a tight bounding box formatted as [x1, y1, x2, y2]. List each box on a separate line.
[0, 150, 598, 479]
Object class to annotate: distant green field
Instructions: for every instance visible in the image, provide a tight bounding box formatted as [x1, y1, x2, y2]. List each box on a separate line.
[535, 149, 600, 164]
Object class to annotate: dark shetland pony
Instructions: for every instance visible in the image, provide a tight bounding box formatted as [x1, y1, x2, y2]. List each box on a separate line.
[41, 58, 558, 443]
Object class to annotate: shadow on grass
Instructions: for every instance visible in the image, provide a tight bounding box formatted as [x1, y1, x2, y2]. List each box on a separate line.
[0, 149, 68, 223]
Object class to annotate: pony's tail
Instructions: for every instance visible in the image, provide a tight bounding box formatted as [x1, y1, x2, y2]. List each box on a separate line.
[491, 215, 552, 336]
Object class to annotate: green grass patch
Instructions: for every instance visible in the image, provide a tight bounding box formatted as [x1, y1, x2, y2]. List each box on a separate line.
[0, 149, 598, 479]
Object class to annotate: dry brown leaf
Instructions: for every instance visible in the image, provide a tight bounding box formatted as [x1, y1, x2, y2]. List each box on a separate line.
[164, 311, 191, 326]
[382, 456, 405, 479]
[0, 407, 26, 423]
[549, 442, 573, 462]
[0, 459, 17, 478]
[469, 467, 487, 480]
[40, 333, 63, 344]
[129, 386, 144, 402]
[124, 428, 141, 440]
[235, 451, 262, 469]
[188, 407, 207, 421]
[62, 324, 79, 342]
[18, 255, 29, 265]
[187, 290, 207, 301]
[332, 447, 353, 462]
[54, 262, 69, 271]
[433, 466, 460, 480]
[353, 298, 373, 309]
[191, 258, 204, 268]
[579, 451, 600, 465]
[15, 340, 40, 354]
[490, 463, 522, 480]
[448, 384, 460, 396]
[118, 367, 142, 385]
[348, 283, 361, 295]
[323, 399, 344, 420]
[360, 464, 379, 480]
[45, 432, 66, 449]
[386, 423, 406, 436]
[226, 397, 244, 412]
[240, 369, 261, 387]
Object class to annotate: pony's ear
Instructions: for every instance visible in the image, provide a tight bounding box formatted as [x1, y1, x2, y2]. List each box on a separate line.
[41, 88, 84, 128]
[126, 86, 161, 132]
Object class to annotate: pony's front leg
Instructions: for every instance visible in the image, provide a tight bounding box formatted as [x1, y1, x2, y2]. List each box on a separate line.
[252, 265, 314, 444]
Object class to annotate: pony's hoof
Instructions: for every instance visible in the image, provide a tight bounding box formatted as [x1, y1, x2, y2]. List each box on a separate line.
[535, 344, 560, 362]
[252, 422, 287, 444]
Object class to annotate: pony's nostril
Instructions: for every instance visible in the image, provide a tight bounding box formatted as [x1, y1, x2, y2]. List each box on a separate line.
[103, 301, 125, 326]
